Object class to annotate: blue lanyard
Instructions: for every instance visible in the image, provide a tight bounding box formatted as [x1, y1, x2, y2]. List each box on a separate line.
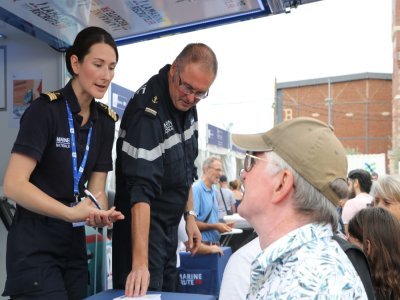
[65, 100, 93, 202]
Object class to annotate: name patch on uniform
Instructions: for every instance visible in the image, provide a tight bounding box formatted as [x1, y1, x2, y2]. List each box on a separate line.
[56, 136, 70, 148]
[164, 120, 174, 135]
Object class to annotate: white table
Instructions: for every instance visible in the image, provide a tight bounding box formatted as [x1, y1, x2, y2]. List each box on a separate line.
[220, 228, 243, 246]
[223, 213, 252, 229]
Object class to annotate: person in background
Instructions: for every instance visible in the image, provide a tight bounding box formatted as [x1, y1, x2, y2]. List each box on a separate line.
[2, 26, 124, 300]
[113, 43, 217, 297]
[216, 175, 236, 220]
[372, 175, 400, 220]
[231, 117, 367, 298]
[193, 157, 233, 245]
[342, 169, 373, 235]
[229, 179, 243, 211]
[348, 207, 400, 299]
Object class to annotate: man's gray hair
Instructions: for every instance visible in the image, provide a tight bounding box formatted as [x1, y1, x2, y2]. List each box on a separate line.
[266, 151, 339, 230]
[202, 156, 221, 172]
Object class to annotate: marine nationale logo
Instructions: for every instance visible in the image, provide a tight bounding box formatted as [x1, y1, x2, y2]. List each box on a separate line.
[56, 136, 70, 148]
[163, 120, 174, 135]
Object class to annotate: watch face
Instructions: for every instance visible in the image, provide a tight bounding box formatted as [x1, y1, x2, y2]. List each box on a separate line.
[185, 210, 197, 218]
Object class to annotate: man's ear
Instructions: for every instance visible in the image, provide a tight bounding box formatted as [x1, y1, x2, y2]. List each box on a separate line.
[170, 61, 177, 77]
[271, 170, 294, 204]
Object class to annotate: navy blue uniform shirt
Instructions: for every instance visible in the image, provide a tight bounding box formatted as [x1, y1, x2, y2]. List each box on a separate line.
[12, 80, 116, 202]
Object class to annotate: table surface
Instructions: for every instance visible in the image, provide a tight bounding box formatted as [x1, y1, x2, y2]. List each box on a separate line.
[85, 289, 216, 300]
[223, 213, 252, 229]
[220, 228, 243, 235]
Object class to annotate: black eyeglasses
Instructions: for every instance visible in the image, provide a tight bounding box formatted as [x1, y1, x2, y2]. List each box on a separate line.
[243, 152, 269, 172]
[177, 72, 209, 100]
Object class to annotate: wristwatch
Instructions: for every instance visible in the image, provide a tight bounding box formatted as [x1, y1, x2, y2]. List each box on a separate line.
[184, 210, 197, 220]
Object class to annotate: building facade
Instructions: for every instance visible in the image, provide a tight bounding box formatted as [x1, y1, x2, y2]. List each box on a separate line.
[276, 73, 392, 172]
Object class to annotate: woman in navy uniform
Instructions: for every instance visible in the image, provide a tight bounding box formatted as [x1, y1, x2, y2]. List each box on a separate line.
[2, 27, 124, 300]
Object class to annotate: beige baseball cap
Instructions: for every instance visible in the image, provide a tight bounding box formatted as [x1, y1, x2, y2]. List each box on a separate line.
[232, 117, 347, 205]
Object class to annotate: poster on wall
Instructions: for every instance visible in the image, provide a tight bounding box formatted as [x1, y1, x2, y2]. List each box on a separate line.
[8, 71, 42, 128]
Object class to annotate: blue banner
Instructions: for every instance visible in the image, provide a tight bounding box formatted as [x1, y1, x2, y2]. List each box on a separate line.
[110, 82, 134, 117]
[207, 124, 230, 149]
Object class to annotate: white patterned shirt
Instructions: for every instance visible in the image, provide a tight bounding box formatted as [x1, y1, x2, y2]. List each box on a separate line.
[247, 223, 367, 299]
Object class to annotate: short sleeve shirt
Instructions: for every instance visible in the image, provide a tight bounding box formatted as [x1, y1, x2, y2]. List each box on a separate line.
[193, 179, 220, 242]
[247, 223, 367, 299]
[12, 81, 115, 202]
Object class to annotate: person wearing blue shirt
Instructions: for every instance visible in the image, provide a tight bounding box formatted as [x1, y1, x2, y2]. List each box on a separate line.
[193, 157, 232, 245]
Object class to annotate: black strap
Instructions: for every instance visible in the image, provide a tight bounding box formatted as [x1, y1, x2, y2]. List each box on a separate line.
[0, 197, 16, 231]
[219, 189, 231, 215]
[203, 209, 212, 223]
[203, 192, 216, 223]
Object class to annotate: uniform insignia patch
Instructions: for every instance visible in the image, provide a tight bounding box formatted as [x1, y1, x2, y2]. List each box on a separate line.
[145, 107, 157, 116]
[152, 96, 158, 104]
[43, 91, 61, 101]
[96, 102, 119, 122]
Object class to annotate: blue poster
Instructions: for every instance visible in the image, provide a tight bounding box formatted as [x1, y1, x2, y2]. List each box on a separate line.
[110, 82, 134, 117]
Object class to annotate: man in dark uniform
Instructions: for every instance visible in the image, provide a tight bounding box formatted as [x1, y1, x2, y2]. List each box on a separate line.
[113, 43, 218, 297]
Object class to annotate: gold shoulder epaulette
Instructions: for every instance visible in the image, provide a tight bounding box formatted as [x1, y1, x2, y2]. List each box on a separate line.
[43, 91, 61, 102]
[97, 102, 119, 122]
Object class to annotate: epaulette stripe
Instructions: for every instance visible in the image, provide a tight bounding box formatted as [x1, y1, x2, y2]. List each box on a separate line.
[44, 91, 60, 101]
[108, 108, 118, 122]
[96, 101, 118, 122]
[145, 107, 157, 116]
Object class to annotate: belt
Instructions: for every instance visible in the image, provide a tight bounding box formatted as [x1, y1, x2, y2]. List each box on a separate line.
[202, 241, 220, 246]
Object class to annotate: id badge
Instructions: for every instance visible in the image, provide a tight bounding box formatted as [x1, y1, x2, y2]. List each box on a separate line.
[70, 202, 85, 227]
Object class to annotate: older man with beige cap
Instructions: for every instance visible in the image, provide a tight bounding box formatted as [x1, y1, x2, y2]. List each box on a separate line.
[231, 117, 367, 299]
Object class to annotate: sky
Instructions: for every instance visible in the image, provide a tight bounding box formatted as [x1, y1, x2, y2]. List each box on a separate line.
[113, 0, 392, 135]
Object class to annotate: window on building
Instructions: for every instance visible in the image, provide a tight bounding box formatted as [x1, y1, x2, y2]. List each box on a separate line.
[284, 108, 293, 120]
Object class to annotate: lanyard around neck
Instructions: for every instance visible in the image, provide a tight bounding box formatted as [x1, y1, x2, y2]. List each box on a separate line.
[65, 100, 93, 201]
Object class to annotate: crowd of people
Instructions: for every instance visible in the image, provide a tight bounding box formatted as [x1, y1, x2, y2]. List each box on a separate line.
[2, 25, 400, 300]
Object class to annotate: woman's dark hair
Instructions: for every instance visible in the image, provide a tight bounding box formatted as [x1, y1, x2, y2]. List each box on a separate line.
[65, 26, 118, 77]
[348, 207, 400, 299]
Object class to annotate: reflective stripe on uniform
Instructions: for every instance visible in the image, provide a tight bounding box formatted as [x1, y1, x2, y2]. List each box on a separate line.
[121, 121, 198, 162]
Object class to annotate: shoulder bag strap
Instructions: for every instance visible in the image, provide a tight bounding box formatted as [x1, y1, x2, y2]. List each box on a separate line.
[220, 189, 230, 215]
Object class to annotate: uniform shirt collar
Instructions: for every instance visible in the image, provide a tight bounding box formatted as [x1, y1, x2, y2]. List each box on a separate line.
[63, 80, 98, 121]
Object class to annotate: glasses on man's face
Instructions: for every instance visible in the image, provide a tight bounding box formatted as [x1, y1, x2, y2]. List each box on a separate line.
[209, 166, 222, 173]
[177, 72, 209, 100]
[243, 152, 269, 172]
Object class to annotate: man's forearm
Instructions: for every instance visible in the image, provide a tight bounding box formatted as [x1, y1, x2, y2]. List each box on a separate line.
[196, 220, 217, 231]
[185, 186, 194, 211]
[131, 202, 150, 268]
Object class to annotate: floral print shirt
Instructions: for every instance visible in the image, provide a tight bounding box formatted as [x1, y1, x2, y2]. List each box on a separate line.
[247, 223, 367, 299]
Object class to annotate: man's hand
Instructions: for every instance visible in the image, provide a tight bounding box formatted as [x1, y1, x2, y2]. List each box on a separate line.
[185, 216, 202, 255]
[215, 222, 233, 233]
[124, 265, 150, 297]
